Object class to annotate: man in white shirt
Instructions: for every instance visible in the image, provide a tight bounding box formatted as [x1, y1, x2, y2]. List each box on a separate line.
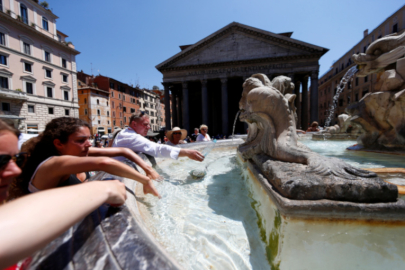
[112, 112, 204, 162]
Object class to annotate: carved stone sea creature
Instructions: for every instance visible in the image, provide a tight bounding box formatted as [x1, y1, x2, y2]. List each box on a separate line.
[237, 74, 397, 202]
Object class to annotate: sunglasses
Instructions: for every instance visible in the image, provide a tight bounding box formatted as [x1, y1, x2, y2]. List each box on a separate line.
[173, 132, 182, 135]
[0, 153, 28, 169]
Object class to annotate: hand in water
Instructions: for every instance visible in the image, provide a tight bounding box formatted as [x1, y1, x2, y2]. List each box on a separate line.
[185, 149, 204, 162]
[143, 180, 161, 199]
[146, 169, 163, 182]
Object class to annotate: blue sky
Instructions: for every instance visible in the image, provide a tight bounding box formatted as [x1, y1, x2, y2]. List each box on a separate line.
[50, 0, 404, 89]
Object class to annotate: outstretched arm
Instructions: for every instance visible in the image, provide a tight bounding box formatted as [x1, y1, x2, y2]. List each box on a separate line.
[89, 147, 162, 180]
[33, 156, 160, 198]
[179, 149, 204, 162]
[0, 180, 126, 269]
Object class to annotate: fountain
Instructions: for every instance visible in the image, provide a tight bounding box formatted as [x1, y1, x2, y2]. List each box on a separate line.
[346, 31, 405, 151]
[24, 35, 405, 268]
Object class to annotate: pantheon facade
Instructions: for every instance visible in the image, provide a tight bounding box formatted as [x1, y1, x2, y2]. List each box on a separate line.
[156, 22, 328, 135]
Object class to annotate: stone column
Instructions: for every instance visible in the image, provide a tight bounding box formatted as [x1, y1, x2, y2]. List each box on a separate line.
[294, 80, 301, 129]
[162, 82, 171, 130]
[310, 70, 319, 123]
[201, 79, 209, 125]
[171, 90, 178, 127]
[182, 81, 190, 132]
[221, 78, 228, 136]
[177, 94, 183, 128]
[301, 76, 309, 130]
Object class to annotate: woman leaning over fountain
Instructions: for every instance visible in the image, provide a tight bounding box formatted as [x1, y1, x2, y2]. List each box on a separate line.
[8, 117, 160, 199]
[0, 119, 128, 269]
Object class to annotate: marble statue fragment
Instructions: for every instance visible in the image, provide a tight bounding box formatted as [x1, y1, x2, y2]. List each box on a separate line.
[238, 74, 397, 203]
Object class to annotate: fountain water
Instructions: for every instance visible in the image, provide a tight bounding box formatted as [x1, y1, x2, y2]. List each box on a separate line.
[324, 66, 358, 127]
[231, 110, 241, 140]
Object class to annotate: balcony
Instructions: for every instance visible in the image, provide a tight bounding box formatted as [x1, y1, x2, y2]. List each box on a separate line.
[0, 88, 28, 102]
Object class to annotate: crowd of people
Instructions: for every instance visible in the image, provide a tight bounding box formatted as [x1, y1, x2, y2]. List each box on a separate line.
[0, 111, 207, 269]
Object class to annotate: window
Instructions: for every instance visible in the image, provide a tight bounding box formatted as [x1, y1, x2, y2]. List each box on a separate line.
[97, 99, 99, 105]
[98, 120, 101, 124]
[45, 69, 52, 78]
[48, 107, 54, 114]
[42, 17, 48, 31]
[24, 62, 32, 72]
[355, 77, 358, 86]
[108, 121, 110, 125]
[47, 87, 53, 97]
[347, 96, 351, 104]
[130, 108, 135, 113]
[20, 4, 28, 24]
[28, 105, 34, 113]
[62, 58, 67, 68]
[2, 102, 10, 111]
[0, 76, 8, 89]
[123, 107, 126, 112]
[84, 98, 87, 104]
[110, 82, 114, 89]
[364, 76, 368, 83]
[23, 42, 30, 55]
[0, 33, 5, 46]
[26, 82, 33, 94]
[44, 51, 51, 62]
[339, 99, 343, 107]
[113, 120, 116, 126]
[107, 101, 108, 106]
[113, 111, 115, 117]
[355, 93, 359, 102]
[151, 119, 154, 124]
[119, 112, 122, 117]
[57, 34, 61, 41]
[107, 111, 109, 116]
[124, 117, 127, 123]
[62, 74, 68, 83]
[63, 91, 69, 101]
[362, 90, 369, 97]
[119, 94, 121, 99]
[112, 101, 114, 107]
[393, 23, 398, 33]
[65, 109, 69, 116]
[97, 109, 100, 116]
[111, 92, 114, 97]
[85, 109, 87, 115]
[0, 54, 6, 66]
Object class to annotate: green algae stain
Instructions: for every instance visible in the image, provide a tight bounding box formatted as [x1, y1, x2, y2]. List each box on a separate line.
[250, 199, 282, 270]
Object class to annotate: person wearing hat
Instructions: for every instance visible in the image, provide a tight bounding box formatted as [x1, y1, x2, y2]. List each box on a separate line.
[166, 127, 188, 146]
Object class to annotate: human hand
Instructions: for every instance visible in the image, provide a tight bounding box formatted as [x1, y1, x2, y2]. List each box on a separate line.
[143, 180, 161, 198]
[146, 169, 163, 182]
[185, 149, 204, 162]
[102, 180, 127, 206]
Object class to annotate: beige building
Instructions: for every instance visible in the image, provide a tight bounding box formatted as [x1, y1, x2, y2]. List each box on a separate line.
[0, 0, 80, 132]
[318, 5, 405, 126]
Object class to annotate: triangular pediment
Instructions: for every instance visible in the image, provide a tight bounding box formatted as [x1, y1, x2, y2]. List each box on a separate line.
[20, 75, 36, 82]
[156, 22, 328, 70]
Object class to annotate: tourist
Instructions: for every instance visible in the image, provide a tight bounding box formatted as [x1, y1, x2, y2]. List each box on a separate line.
[0, 119, 127, 269]
[306, 121, 320, 132]
[166, 127, 188, 146]
[297, 129, 306, 134]
[196, 124, 211, 142]
[112, 111, 204, 162]
[10, 117, 160, 199]
[190, 128, 199, 142]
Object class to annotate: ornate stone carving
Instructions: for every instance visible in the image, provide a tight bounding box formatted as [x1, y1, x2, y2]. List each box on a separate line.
[238, 73, 397, 203]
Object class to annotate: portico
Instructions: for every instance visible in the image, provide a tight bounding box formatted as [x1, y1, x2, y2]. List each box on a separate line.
[157, 22, 328, 135]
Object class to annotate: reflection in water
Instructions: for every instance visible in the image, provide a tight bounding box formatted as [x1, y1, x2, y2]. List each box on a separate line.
[142, 150, 270, 270]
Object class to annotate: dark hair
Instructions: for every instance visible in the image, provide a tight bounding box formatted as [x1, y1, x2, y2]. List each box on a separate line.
[0, 119, 20, 137]
[9, 117, 90, 198]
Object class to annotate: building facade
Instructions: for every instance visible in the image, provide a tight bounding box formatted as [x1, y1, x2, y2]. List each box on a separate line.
[90, 74, 161, 132]
[0, 0, 80, 132]
[318, 5, 405, 126]
[156, 22, 328, 135]
[77, 72, 111, 135]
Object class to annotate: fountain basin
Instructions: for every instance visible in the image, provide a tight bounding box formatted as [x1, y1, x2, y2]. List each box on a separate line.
[136, 139, 405, 269]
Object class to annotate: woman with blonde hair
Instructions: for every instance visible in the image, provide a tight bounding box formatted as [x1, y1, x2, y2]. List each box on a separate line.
[196, 124, 211, 142]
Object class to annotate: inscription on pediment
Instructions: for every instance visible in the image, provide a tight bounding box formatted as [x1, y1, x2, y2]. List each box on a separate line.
[170, 32, 310, 67]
